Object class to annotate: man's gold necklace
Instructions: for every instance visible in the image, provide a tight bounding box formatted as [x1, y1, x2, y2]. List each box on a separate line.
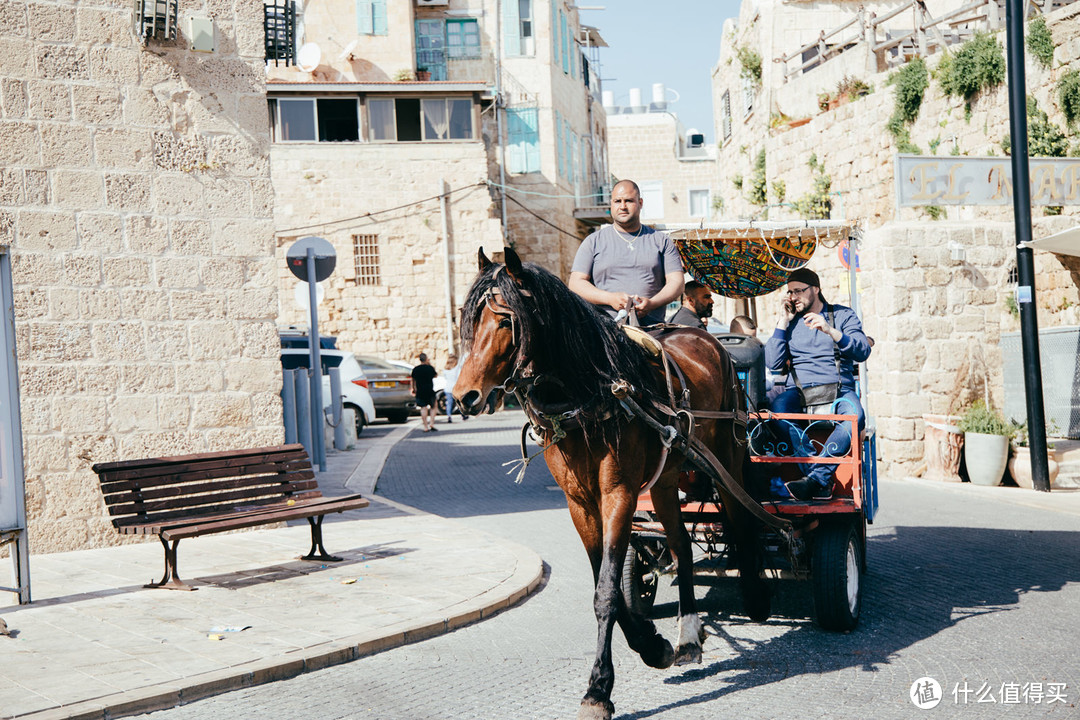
[615, 225, 643, 251]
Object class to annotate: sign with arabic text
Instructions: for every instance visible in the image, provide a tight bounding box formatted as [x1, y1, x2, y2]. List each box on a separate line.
[895, 155, 1080, 207]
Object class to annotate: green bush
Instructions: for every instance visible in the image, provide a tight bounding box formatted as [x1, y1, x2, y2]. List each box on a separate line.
[736, 45, 762, 85]
[1000, 97, 1068, 157]
[793, 156, 831, 219]
[1057, 69, 1080, 127]
[958, 400, 1013, 436]
[748, 149, 767, 205]
[771, 179, 786, 203]
[887, 57, 928, 137]
[936, 33, 1005, 101]
[1027, 96, 1069, 157]
[1027, 16, 1055, 69]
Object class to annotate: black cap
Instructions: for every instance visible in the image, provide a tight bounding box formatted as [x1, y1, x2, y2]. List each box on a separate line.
[787, 268, 820, 287]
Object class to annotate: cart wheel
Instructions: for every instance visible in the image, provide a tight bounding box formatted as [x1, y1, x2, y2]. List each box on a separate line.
[622, 537, 669, 616]
[812, 521, 863, 631]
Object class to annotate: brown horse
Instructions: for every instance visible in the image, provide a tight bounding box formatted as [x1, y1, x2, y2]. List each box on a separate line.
[454, 248, 770, 720]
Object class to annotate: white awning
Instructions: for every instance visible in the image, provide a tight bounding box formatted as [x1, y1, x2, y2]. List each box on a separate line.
[1021, 226, 1080, 257]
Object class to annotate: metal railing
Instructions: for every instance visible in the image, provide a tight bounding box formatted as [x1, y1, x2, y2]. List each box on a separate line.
[774, 0, 1076, 82]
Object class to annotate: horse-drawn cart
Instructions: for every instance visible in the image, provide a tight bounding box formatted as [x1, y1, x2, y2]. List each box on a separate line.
[625, 220, 879, 632]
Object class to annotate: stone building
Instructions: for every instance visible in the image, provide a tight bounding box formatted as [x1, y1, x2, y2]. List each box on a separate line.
[0, 0, 282, 552]
[604, 85, 720, 226]
[707, 0, 1080, 477]
[266, 0, 610, 366]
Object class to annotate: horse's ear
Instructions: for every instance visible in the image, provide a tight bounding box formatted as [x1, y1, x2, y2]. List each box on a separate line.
[504, 246, 523, 278]
[478, 247, 493, 272]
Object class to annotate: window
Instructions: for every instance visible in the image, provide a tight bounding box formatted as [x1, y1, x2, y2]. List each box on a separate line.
[367, 97, 473, 142]
[504, 0, 534, 56]
[742, 75, 755, 119]
[274, 98, 359, 142]
[506, 107, 540, 173]
[356, 0, 386, 35]
[447, 19, 481, 59]
[555, 110, 564, 177]
[353, 234, 380, 285]
[551, 0, 560, 67]
[639, 180, 664, 221]
[688, 189, 711, 218]
[721, 90, 732, 141]
[415, 19, 447, 80]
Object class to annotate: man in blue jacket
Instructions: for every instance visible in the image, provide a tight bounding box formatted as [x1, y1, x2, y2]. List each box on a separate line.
[765, 268, 872, 500]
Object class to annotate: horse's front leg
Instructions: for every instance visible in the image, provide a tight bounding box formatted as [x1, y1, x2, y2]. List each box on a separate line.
[574, 481, 635, 720]
[649, 474, 705, 665]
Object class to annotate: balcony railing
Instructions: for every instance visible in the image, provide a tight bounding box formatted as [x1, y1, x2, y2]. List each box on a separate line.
[774, 0, 1077, 81]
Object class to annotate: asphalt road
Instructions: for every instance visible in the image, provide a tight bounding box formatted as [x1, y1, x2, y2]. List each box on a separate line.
[141, 411, 1080, 719]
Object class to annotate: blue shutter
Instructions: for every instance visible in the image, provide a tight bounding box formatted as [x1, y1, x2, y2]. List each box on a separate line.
[506, 108, 540, 174]
[551, 0, 559, 67]
[372, 0, 386, 35]
[357, 0, 372, 34]
[561, 10, 570, 73]
[503, 0, 521, 57]
[556, 111, 564, 178]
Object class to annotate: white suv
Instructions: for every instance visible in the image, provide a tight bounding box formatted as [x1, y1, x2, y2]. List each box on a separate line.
[280, 349, 377, 436]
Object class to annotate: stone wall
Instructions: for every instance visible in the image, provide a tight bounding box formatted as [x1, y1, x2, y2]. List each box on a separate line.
[272, 141, 503, 367]
[1, 0, 281, 552]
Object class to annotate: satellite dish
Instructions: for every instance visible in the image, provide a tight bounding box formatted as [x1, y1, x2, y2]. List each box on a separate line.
[297, 42, 322, 72]
[337, 40, 358, 61]
[294, 281, 325, 310]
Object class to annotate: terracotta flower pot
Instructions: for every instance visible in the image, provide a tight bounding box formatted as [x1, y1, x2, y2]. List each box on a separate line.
[1008, 445, 1060, 489]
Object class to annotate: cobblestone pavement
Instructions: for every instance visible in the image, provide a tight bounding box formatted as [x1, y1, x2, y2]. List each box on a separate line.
[142, 411, 1080, 720]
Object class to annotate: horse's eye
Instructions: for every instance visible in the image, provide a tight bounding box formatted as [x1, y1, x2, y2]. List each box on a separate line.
[498, 317, 513, 329]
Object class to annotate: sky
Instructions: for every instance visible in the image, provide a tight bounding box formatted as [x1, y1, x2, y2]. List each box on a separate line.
[578, 1, 743, 146]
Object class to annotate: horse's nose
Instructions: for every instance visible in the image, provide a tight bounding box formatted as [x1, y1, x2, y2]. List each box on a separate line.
[457, 390, 482, 415]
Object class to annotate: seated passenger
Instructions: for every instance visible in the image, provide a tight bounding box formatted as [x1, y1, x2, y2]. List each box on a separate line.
[764, 269, 872, 500]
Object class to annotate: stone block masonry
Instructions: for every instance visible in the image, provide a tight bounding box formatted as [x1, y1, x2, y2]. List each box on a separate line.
[1, 0, 282, 553]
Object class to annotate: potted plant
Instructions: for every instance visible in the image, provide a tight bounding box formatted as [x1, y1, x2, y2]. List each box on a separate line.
[958, 400, 1013, 486]
[415, 66, 431, 81]
[922, 412, 964, 482]
[1006, 420, 1059, 489]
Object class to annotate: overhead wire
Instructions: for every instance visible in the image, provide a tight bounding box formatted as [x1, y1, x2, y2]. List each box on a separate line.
[274, 181, 487, 235]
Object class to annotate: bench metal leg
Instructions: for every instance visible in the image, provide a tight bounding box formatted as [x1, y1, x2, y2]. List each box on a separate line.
[146, 536, 195, 591]
[302, 515, 342, 562]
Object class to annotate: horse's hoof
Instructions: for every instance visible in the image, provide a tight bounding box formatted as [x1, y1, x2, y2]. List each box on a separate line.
[577, 699, 614, 720]
[642, 638, 675, 669]
[674, 643, 702, 666]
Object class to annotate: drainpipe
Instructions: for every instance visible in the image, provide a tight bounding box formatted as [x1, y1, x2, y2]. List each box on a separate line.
[439, 178, 454, 353]
[495, 0, 508, 244]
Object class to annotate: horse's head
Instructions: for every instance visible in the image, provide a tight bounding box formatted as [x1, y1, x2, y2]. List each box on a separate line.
[455, 246, 533, 416]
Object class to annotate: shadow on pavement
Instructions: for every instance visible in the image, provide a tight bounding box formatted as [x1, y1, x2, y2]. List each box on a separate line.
[619, 525, 1080, 719]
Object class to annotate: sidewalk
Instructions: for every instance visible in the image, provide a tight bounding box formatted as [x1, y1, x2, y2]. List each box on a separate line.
[0, 420, 543, 720]
[898, 475, 1080, 516]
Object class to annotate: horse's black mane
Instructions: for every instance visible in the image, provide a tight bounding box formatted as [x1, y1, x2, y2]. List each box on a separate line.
[461, 259, 663, 410]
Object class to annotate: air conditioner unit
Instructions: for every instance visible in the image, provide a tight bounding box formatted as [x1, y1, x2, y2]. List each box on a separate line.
[416, 0, 450, 6]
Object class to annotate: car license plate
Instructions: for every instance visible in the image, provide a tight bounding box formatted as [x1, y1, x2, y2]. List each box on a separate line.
[374, 381, 395, 388]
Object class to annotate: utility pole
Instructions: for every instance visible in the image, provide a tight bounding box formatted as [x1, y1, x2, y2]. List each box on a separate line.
[1005, 0, 1050, 492]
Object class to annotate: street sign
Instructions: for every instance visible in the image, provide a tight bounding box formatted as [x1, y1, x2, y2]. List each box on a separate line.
[286, 236, 336, 282]
[895, 155, 1080, 207]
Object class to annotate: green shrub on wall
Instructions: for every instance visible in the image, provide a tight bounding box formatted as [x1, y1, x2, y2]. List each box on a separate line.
[1027, 16, 1055, 69]
[1000, 96, 1068, 157]
[886, 57, 929, 137]
[1058, 69, 1080, 128]
[793, 154, 831, 220]
[936, 33, 1006, 101]
[748, 149, 767, 205]
[736, 45, 762, 85]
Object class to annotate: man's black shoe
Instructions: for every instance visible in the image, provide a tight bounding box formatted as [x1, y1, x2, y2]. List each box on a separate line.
[784, 477, 833, 501]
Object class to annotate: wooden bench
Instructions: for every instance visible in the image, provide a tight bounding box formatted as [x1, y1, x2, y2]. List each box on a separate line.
[92, 443, 369, 590]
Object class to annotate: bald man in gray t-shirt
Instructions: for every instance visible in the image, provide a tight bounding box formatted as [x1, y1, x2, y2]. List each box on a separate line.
[568, 180, 684, 324]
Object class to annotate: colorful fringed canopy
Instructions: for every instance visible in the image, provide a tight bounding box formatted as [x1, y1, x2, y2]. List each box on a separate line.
[664, 223, 854, 299]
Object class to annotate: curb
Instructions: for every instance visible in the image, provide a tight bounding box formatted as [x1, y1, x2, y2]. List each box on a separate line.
[12, 523, 544, 720]
[896, 475, 1080, 517]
